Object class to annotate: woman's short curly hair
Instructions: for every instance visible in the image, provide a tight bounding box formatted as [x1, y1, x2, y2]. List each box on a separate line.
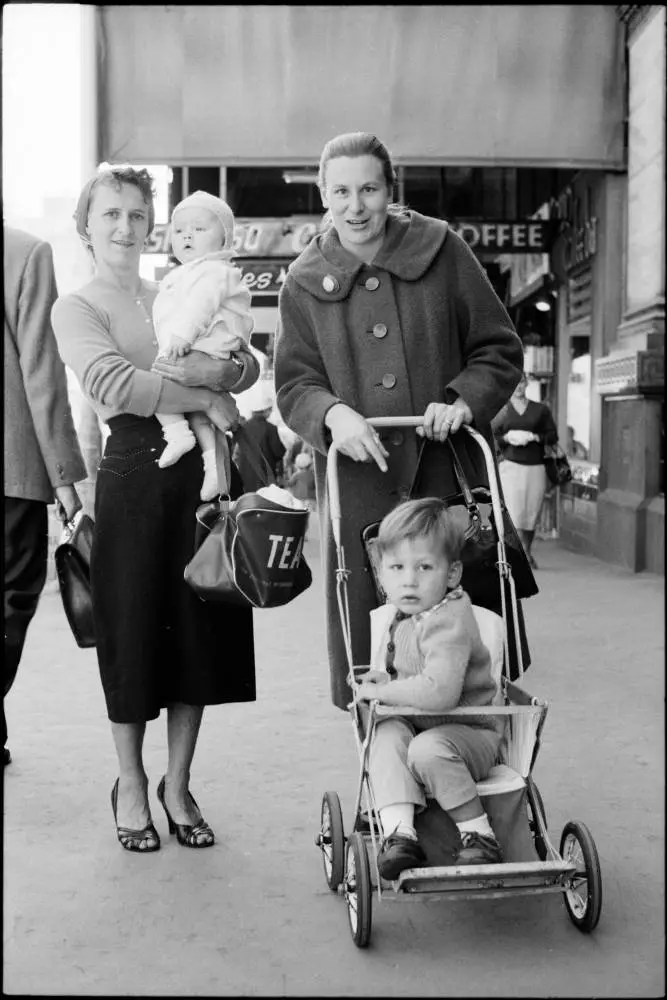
[74, 164, 156, 254]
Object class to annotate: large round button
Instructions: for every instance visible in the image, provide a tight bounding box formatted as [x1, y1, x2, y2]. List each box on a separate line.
[390, 431, 404, 446]
[382, 373, 397, 389]
[322, 274, 339, 293]
[365, 276, 380, 291]
[372, 323, 388, 339]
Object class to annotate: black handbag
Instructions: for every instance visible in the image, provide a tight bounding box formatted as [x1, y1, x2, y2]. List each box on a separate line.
[54, 512, 96, 648]
[362, 436, 539, 607]
[543, 444, 573, 486]
[184, 428, 312, 609]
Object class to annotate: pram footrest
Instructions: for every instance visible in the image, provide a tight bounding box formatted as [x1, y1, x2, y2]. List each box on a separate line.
[392, 860, 574, 896]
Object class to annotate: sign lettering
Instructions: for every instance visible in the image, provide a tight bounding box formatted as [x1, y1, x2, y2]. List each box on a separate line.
[267, 534, 304, 569]
[449, 220, 557, 253]
[143, 217, 558, 257]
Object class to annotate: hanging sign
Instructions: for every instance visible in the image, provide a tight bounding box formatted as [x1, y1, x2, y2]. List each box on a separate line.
[143, 215, 558, 256]
[449, 220, 557, 253]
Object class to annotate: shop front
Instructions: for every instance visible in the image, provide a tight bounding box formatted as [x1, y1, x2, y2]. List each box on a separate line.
[548, 170, 625, 557]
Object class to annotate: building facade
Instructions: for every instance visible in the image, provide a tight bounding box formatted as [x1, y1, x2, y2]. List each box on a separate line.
[34, 4, 660, 565]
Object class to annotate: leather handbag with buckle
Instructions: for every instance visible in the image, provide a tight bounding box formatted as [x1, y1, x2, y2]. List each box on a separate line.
[54, 512, 96, 648]
[543, 444, 573, 487]
[362, 435, 539, 607]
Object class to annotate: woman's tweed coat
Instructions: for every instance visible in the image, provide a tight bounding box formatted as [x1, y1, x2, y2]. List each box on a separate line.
[274, 211, 526, 710]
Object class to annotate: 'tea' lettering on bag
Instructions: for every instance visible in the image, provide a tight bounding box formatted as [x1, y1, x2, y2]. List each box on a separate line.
[267, 534, 305, 570]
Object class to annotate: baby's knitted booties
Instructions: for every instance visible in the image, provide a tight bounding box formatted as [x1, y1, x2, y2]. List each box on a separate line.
[200, 449, 219, 501]
[158, 420, 197, 468]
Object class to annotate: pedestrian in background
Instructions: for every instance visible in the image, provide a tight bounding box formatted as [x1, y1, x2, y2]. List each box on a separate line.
[286, 448, 316, 508]
[3, 225, 86, 767]
[492, 372, 558, 569]
[274, 131, 525, 711]
[234, 403, 286, 491]
[51, 165, 259, 853]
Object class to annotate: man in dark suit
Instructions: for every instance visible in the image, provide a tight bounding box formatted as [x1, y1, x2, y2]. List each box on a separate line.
[3, 226, 87, 765]
[233, 405, 286, 492]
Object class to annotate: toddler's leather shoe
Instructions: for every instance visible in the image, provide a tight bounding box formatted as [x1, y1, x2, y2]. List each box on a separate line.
[454, 830, 503, 865]
[377, 832, 426, 880]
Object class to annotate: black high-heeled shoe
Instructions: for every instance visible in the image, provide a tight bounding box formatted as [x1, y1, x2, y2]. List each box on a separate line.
[111, 778, 160, 853]
[156, 775, 215, 848]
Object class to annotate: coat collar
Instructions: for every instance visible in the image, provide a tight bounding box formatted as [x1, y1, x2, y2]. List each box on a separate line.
[287, 211, 449, 301]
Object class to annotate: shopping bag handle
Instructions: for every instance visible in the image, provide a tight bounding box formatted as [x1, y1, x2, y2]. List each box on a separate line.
[230, 425, 278, 489]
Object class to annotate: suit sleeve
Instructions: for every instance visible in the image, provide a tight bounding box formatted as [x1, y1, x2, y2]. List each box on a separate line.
[17, 241, 86, 487]
[375, 607, 472, 711]
[274, 278, 343, 455]
[445, 233, 525, 426]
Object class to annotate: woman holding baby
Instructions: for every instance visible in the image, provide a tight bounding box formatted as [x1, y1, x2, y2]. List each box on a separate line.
[51, 165, 259, 854]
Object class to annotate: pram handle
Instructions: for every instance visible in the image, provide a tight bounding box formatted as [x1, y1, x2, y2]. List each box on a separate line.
[326, 420, 507, 553]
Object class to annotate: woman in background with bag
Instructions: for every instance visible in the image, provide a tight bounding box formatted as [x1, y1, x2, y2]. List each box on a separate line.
[491, 373, 558, 569]
[274, 131, 527, 712]
[51, 165, 259, 854]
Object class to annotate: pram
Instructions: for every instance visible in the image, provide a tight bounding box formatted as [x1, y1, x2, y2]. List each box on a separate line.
[314, 418, 602, 948]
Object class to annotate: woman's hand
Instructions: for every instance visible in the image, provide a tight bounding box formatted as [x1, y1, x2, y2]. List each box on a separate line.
[418, 398, 473, 442]
[505, 429, 538, 446]
[325, 404, 389, 472]
[206, 392, 241, 434]
[152, 350, 238, 390]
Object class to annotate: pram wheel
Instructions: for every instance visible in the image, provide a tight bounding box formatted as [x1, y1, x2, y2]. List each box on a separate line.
[560, 821, 602, 932]
[317, 791, 345, 891]
[527, 781, 548, 861]
[344, 832, 372, 948]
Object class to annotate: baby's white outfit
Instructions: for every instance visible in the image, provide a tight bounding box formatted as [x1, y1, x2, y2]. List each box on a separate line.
[153, 250, 253, 359]
[152, 250, 254, 498]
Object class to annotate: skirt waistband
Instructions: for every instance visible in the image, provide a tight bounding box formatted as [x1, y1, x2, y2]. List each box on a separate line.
[105, 415, 163, 449]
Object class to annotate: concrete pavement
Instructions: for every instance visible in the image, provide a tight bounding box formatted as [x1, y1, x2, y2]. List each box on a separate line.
[2, 534, 664, 997]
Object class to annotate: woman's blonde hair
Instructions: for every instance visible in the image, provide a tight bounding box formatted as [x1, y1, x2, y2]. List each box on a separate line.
[376, 498, 467, 564]
[317, 131, 407, 227]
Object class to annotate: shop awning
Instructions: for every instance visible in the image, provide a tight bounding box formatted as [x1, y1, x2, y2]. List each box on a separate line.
[98, 5, 625, 169]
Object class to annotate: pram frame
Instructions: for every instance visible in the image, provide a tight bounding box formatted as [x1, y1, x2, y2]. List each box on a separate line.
[318, 419, 602, 944]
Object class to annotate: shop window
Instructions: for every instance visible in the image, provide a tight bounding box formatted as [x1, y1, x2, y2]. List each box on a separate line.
[226, 167, 321, 218]
[169, 166, 221, 209]
[567, 334, 592, 463]
[403, 167, 444, 217]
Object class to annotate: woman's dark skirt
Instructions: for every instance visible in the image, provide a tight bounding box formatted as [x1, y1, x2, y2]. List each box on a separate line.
[92, 415, 256, 724]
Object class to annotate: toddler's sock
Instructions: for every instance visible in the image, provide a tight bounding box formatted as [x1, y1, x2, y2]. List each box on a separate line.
[158, 420, 196, 468]
[200, 448, 219, 501]
[379, 804, 417, 841]
[456, 812, 496, 840]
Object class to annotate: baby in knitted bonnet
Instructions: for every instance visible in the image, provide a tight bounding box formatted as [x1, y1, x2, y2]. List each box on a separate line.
[152, 190, 254, 499]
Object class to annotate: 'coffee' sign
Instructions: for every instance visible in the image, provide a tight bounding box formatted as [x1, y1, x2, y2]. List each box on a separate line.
[450, 220, 556, 253]
[143, 216, 556, 256]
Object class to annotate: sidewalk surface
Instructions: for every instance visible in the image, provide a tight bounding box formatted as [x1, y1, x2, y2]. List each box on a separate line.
[3, 535, 664, 997]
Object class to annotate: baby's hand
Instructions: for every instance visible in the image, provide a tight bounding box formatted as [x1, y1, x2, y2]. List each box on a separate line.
[356, 675, 389, 702]
[161, 336, 190, 361]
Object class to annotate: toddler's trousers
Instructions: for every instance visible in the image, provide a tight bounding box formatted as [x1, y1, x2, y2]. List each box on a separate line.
[369, 718, 502, 813]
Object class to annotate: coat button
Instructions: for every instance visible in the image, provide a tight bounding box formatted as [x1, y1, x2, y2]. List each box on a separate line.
[365, 276, 380, 291]
[322, 275, 339, 293]
[382, 373, 397, 389]
[372, 323, 388, 339]
[390, 431, 404, 446]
